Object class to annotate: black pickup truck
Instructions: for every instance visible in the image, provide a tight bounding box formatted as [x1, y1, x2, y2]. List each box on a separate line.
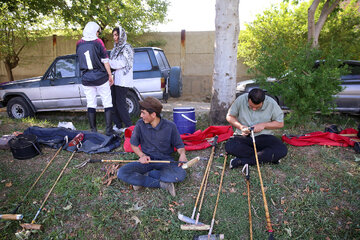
[0, 47, 182, 119]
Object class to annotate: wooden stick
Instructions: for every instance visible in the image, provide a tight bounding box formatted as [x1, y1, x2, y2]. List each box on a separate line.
[180, 224, 210, 231]
[190, 153, 213, 219]
[246, 172, 253, 240]
[250, 130, 274, 238]
[208, 155, 227, 238]
[0, 214, 23, 220]
[195, 143, 216, 224]
[100, 159, 171, 163]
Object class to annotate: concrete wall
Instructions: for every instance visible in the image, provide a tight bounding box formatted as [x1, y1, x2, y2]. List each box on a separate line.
[0, 31, 252, 101]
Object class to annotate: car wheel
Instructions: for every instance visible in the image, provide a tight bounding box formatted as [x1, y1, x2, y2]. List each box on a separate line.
[169, 66, 183, 98]
[7, 97, 34, 119]
[126, 91, 140, 116]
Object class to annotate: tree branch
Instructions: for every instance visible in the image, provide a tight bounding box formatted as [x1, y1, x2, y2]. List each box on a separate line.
[313, 0, 340, 47]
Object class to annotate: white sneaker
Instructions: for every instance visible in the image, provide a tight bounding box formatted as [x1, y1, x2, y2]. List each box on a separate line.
[113, 126, 125, 134]
[133, 185, 143, 191]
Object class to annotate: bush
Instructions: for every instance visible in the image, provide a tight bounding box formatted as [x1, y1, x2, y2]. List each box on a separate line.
[251, 40, 348, 125]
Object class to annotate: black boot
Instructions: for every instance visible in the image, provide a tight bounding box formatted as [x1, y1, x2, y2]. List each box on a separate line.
[105, 108, 114, 136]
[87, 109, 97, 132]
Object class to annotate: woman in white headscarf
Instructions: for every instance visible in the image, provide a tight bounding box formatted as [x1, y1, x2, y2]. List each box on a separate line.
[109, 26, 134, 133]
[76, 21, 114, 136]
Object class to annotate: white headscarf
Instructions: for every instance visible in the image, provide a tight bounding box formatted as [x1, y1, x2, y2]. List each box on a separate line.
[110, 26, 133, 76]
[82, 22, 100, 41]
[110, 26, 128, 59]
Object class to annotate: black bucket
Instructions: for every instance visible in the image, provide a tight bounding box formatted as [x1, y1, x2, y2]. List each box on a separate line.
[8, 134, 42, 160]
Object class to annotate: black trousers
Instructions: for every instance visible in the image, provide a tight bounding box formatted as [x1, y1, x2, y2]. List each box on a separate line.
[225, 134, 288, 165]
[111, 85, 132, 128]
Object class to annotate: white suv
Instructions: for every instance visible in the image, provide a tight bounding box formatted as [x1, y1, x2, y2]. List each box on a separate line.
[0, 47, 182, 119]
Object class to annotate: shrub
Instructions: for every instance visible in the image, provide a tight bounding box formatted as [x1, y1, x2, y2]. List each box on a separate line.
[251, 40, 348, 125]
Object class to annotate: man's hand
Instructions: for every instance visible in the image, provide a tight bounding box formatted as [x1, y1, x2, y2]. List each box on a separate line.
[253, 123, 266, 133]
[240, 125, 250, 136]
[177, 148, 187, 167]
[139, 154, 151, 164]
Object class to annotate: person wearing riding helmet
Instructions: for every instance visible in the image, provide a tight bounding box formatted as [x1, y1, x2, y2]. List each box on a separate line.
[76, 21, 114, 136]
[109, 26, 134, 133]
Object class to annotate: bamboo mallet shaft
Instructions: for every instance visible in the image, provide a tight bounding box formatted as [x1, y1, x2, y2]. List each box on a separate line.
[190, 154, 213, 219]
[246, 174, 253, 240]
[195, 144, 215, 224]
[28, 149, 77, 227]
[0, 214, 23, 220]
[251, 130, 274, 234]
[208, 154, 227, 237]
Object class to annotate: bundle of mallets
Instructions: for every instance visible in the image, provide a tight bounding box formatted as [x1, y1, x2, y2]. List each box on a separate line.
[178, 127, 276, 240]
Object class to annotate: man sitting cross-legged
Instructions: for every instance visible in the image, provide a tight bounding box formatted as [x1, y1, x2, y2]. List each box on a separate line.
[117, 97, 188, 197]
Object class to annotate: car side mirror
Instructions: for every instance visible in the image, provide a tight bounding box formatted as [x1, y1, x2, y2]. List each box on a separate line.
[55, 72, 62, 78]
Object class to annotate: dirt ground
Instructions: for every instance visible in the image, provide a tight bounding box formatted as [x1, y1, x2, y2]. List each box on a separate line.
[162, 99, 210, 115]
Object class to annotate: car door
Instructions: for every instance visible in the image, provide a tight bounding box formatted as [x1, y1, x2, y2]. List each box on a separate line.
[40, 56, 83, 110]
[133, 49, 163, 99]
[335, 62, 360, 112]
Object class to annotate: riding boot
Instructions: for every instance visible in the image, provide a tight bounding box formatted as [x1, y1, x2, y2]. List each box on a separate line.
[87, 109, 97, 132]
[105, 108, 114, 136]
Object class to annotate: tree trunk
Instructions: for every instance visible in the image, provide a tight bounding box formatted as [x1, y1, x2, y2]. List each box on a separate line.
[4, 53, 20, 82]
[308, 0, 340, 48]
[210, 0, 240, 124]
[308, 0, 320, 47]
[4, 60, 15, 82]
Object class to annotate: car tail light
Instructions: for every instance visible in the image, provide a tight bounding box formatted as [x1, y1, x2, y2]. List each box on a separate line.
[161, 77, 165, 90]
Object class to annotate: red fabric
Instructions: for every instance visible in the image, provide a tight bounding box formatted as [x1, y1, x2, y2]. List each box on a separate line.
[181, 125, 234, 151]
[123, 125, 234, 152]
[123, 126, 136, 152]
[281, 128, 358, 147]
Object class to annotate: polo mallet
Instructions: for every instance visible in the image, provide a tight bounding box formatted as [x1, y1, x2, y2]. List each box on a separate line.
[20, 133, 84, 231]
[201, 154, 227, 239]
[178, 154, 212, 226]
[75, 156, 201, 169]
[5, 136, 69, 218]
[180, 136, 218, 230]
[242, 164, 253, 240]
[179, 153, 214, 225]
[249, 127, 274, 239]
[195, 136, 217, 225]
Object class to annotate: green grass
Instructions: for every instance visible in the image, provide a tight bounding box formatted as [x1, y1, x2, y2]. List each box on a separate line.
[0, 111, 359, 239]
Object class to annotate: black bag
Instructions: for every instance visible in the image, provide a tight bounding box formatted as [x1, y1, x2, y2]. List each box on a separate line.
[8, 134, 42, 160]
[325, 124, 340, 134]
[355, 142, 360, 154]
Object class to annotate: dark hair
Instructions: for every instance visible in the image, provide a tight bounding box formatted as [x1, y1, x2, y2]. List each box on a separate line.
[140, 106, 161, 118]
[248, 88, 265, 104]
[112, 27, 119, 35]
